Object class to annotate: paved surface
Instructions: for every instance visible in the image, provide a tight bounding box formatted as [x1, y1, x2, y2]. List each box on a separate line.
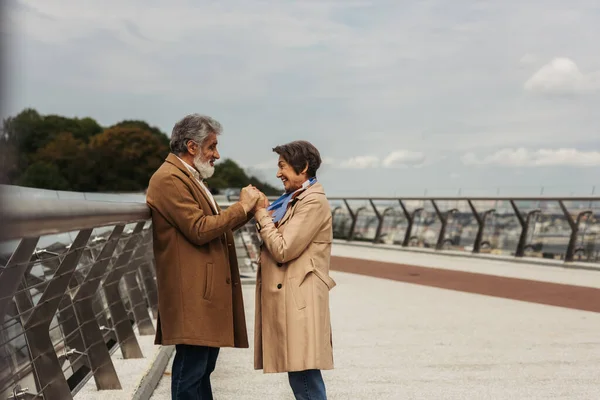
[149, 246, 600, 399]
[76, 318, 161, 400]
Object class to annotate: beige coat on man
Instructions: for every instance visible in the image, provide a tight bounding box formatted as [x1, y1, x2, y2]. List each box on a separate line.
[253, 183, 336, 373]
[146, 153, 250, 348]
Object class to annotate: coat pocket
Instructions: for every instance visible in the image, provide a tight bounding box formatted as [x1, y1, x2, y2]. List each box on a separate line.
[288, 276, 307, 310]
[203, 263, 214, 300]
[310, 259, 336, 290]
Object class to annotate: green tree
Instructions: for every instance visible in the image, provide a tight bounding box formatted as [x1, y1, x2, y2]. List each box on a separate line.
[17, 161, 70, 190]
[33, 132, 94, 191]
[111, 120, 169, 147]
[88, 126, 169, 191]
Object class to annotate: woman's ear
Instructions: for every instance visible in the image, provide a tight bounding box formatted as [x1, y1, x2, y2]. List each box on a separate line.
[301, 162, 309, 176]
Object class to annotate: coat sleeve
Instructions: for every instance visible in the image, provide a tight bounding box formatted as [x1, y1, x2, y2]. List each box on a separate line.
[254, 195, 328, 264]
[231, 211, 254, 232]
[148, 174, 247, 246]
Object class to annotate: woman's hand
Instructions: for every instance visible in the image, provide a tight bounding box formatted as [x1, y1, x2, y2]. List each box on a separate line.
[254, 192, 269, 212]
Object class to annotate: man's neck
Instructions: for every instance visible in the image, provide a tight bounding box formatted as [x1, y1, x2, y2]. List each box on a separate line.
[177, 153, 195, 168]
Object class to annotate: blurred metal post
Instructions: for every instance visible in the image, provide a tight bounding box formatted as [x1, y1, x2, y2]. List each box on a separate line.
[72, 225, 125, 390]
[102, 222, 145, 359]
[431, 200, 458, 250]
[0, 238, 39, 323]
[398, 200, 423, 247]
[122, 233, 155, 336]
[21, 229, 92, 400]
[467, 201, 495, 254]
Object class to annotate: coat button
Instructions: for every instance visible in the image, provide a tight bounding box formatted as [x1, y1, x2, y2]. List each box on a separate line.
[226, 278, 231, 284]
[277, 283, 282, 289]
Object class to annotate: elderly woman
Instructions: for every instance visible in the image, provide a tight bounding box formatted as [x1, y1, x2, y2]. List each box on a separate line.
[252, 140, 336, 400]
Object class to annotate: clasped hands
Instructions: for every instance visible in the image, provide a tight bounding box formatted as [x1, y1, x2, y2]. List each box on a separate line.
[239, 185, 269, 214]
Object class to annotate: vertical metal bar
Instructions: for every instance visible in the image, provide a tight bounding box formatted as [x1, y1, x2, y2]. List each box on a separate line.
[72, 225, 125, 391]
[0, 237, 39, 322]
[432, 200, 457, 250]
[511, 201, 541, 258]
[102, 222, 146, 359]
[342, 200, 357, 241]
[431, 200, 446, 250]
[369, 200, 384, 243]
[20, 229, 92, 400]
[122, 239, 155, 336]
[399, 200, 422, 247]
[468, 201, 495, 254]
[138, 260, 159, 319]
[510, 200, 526, 257]
[347, 207, 366, 241]
[559, 201, 578, 262]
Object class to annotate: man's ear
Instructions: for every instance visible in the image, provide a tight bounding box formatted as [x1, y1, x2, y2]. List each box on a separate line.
[186, 140, 197, 156]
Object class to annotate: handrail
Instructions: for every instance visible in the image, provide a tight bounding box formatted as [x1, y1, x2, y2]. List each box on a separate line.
[0, 198, 150, 241]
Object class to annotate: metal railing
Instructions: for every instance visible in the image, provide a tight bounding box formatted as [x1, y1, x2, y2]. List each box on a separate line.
[327, 196, 600, 264]
[0, 196, 259, 399]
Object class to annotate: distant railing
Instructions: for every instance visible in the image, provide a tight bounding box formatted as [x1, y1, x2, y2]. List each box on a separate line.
[227, 193, 600, 264]
[327, 196, 600, 264]
[0, 196, 258, 399]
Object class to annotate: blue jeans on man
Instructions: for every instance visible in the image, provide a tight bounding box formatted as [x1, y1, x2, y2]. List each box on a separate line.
[171, 344, 220, 400]
[288, 369, 327, 400]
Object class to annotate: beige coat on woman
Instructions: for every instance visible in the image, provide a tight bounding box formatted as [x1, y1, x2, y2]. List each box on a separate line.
[253, 183, 336, 373]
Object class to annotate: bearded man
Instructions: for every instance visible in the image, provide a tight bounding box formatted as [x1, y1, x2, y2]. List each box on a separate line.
[146, 114, 260, 400]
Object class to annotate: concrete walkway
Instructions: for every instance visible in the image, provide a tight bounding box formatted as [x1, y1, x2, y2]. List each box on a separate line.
[150, 253, 600, 399]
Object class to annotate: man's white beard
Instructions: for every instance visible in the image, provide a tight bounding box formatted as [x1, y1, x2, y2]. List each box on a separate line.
[193, 155, 215, 179]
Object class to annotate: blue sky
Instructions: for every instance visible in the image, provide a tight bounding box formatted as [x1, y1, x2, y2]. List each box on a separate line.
[3, 0, 600, 196]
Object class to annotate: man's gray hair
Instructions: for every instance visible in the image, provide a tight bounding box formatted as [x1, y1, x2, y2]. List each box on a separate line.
[170, 114, 223, 155]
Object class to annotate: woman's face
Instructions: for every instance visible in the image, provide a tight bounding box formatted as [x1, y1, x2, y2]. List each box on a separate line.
[276, 155, 308, 193]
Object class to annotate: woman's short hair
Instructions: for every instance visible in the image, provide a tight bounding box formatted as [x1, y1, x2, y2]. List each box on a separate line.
[272, 140, 322, 178]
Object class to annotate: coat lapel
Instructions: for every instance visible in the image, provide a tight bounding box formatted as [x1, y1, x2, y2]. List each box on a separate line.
[276, 183, 325, 227]
[165, 153, 217, 215]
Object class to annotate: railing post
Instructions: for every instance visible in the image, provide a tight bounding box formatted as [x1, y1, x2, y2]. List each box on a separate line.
[21, 229, 93, 400]
[431, 200, 458, 250]
[468, 200, 496, 254]
[102, 222, 146, 359]
[72, 225, 125, 391]
[122, 232, 156, 336]
[369, 200, 383, 243]
[343, 200, 358, 240]
[559, 201, 593, 262]
[399, 200, 423, 247]
[511, 201, 541, 257]
[0, 237, 39, 323]
[139, 259, 159, 319]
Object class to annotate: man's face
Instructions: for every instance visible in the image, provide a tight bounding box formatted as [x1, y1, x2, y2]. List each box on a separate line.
[188, 133, 220, 178]
[276, 155, 307, 193]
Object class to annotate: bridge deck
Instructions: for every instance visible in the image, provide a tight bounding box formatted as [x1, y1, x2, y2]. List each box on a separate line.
[148, 245, 600, 399]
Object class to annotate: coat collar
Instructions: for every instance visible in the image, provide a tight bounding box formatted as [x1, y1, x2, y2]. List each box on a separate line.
[276, 182, 325, 227]
[165, 153, 218, 214]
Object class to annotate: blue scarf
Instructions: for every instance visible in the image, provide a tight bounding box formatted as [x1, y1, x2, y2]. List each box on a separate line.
[267, 177, 317, 223]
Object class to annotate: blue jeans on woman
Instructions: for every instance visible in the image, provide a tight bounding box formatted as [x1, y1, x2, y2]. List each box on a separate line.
[288, 369, 327, 400]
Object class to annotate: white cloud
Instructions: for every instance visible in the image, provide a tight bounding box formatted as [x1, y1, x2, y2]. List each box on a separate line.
[461, 148, 600, 167]
[339, 156, 380, 169]
[519, 53, 538, 66]
[524, 57, 600, 94]
[450, 172, 460, 179]
[382, 150, 425, 168]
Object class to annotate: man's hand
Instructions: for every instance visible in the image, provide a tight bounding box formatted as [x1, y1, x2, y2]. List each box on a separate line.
[254, 192, 269, 212]
[239, 185, 260, 214]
